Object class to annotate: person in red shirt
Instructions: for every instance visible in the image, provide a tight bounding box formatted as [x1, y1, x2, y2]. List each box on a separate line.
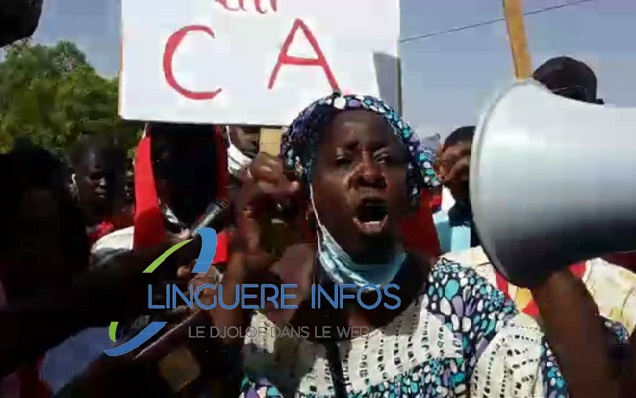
[70, 135, 128, 245]
[42, 123, 232, 394]
[92, 123, 230, 260]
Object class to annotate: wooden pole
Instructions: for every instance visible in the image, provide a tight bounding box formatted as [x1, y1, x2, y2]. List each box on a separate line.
[502, 0, 532, 79]
[397, 57, 403, 114]
[259, 127, 282, 156]
[500, 0, 537, 314]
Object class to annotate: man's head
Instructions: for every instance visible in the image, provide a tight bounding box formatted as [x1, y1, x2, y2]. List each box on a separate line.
[70, 135, 127, 217]
[438, 126, 474, 204]
[533, 56, 603, 104]
[228, 125, 260, 158]
[148, 123, 219, 225]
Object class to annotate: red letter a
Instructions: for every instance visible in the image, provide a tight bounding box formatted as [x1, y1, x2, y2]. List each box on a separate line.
[268, 18, 340, 91]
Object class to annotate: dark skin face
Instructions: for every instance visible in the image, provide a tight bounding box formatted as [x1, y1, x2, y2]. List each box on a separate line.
[438, 141, 471, 204]
[310, 110, 411, 263]
[153, 134, 219, 226]
[229, 125, 260, 157]
[229, 113, 430, 336]
[75, 148, 126, 217]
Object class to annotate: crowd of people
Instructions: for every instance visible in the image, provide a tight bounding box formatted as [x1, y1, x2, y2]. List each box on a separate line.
[1, 54, 636, 398]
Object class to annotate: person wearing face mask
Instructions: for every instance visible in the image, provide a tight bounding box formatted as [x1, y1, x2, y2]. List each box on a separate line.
[43, 123, 231, 394]
[200, 93, 629, 397]
[227, 125, 259, 177]
[227, 134, 253, 178]
[90, 122, 230, 267]
[226, 125, 257, 217]
[433, 126, 477, 254]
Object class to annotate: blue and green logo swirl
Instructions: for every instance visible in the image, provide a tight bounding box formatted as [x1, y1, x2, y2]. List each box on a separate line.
[103, 227, 218, 356]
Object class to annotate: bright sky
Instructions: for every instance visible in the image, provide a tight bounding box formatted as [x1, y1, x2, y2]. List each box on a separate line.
[33, 0, 636, 139]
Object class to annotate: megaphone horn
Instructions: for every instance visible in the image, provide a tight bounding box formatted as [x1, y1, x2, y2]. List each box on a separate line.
[471, 80, 636, 288]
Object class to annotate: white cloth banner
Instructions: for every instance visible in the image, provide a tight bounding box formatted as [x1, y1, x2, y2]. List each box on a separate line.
[120, 0, 400, 125]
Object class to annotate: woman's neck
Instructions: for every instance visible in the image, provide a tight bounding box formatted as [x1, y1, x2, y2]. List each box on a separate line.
[349, 238, 403, 264]
[293, 254, 431, 341]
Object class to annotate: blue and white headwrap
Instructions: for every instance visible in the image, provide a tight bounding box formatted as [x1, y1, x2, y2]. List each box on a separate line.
[280, 93, 440, 206]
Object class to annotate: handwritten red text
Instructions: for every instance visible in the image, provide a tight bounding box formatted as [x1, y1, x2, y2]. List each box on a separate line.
[163, 25, 223, 101]
[268, 18, 339, 91]
[215, 0, 278, 14]
[162, 18, 339, 100]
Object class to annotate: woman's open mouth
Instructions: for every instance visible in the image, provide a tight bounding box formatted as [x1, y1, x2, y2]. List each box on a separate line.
[353, 198, 389, 234]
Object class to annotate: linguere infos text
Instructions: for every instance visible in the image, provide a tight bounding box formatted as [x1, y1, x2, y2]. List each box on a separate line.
[148, 283, 401, 310]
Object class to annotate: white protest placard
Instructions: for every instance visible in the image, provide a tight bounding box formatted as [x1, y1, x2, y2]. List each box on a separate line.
[120, 0, 400, 126]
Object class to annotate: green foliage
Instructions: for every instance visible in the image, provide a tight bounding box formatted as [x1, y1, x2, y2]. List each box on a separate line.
[0, 40, 141, 159]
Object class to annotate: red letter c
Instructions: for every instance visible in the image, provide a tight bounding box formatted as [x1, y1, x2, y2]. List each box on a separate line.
[163, 25, 222, 101]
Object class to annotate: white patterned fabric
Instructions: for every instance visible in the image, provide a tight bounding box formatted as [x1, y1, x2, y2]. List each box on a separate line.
[443, 247, 636, 331]
[239, 260, 576, 397]
[583, 258, 636, 332]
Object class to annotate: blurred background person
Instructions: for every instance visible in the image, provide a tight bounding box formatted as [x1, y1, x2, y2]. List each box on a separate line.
[433, 126, 477, 253]
[70, 135, 128, 245]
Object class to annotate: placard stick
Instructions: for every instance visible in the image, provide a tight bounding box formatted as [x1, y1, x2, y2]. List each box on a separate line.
[118, 35, 124, 115]
[502, 0, 535, 313]
[258, 127, 287, 256]
[397, 57, 403, 114]
[502, 0, 532, 79]
[259, 127, 282, 156]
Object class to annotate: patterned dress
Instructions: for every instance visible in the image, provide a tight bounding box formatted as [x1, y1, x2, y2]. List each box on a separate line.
[443, 246, 636, 331]
[238, 259, 595, 398]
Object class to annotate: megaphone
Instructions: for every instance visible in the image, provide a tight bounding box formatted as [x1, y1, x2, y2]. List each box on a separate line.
[471, 79, 636, 287]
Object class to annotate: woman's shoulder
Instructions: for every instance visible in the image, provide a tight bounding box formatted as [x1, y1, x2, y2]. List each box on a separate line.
[421, 257, 518, 346]
[426, 257, 514, 314]
[425, 260, 565, 396]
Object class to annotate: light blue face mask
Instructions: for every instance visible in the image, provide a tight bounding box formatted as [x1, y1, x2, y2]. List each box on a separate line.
[309, 186, 407, 288]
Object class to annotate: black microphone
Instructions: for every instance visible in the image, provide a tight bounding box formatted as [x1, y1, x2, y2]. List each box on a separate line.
[189, 198, 230, 232]
[171, 198, 229, 266]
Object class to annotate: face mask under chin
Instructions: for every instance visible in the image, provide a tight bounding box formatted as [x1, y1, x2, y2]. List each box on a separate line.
[310, 185, 406, 288]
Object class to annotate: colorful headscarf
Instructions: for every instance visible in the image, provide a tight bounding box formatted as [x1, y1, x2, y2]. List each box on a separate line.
[281, 93, 440, 205]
